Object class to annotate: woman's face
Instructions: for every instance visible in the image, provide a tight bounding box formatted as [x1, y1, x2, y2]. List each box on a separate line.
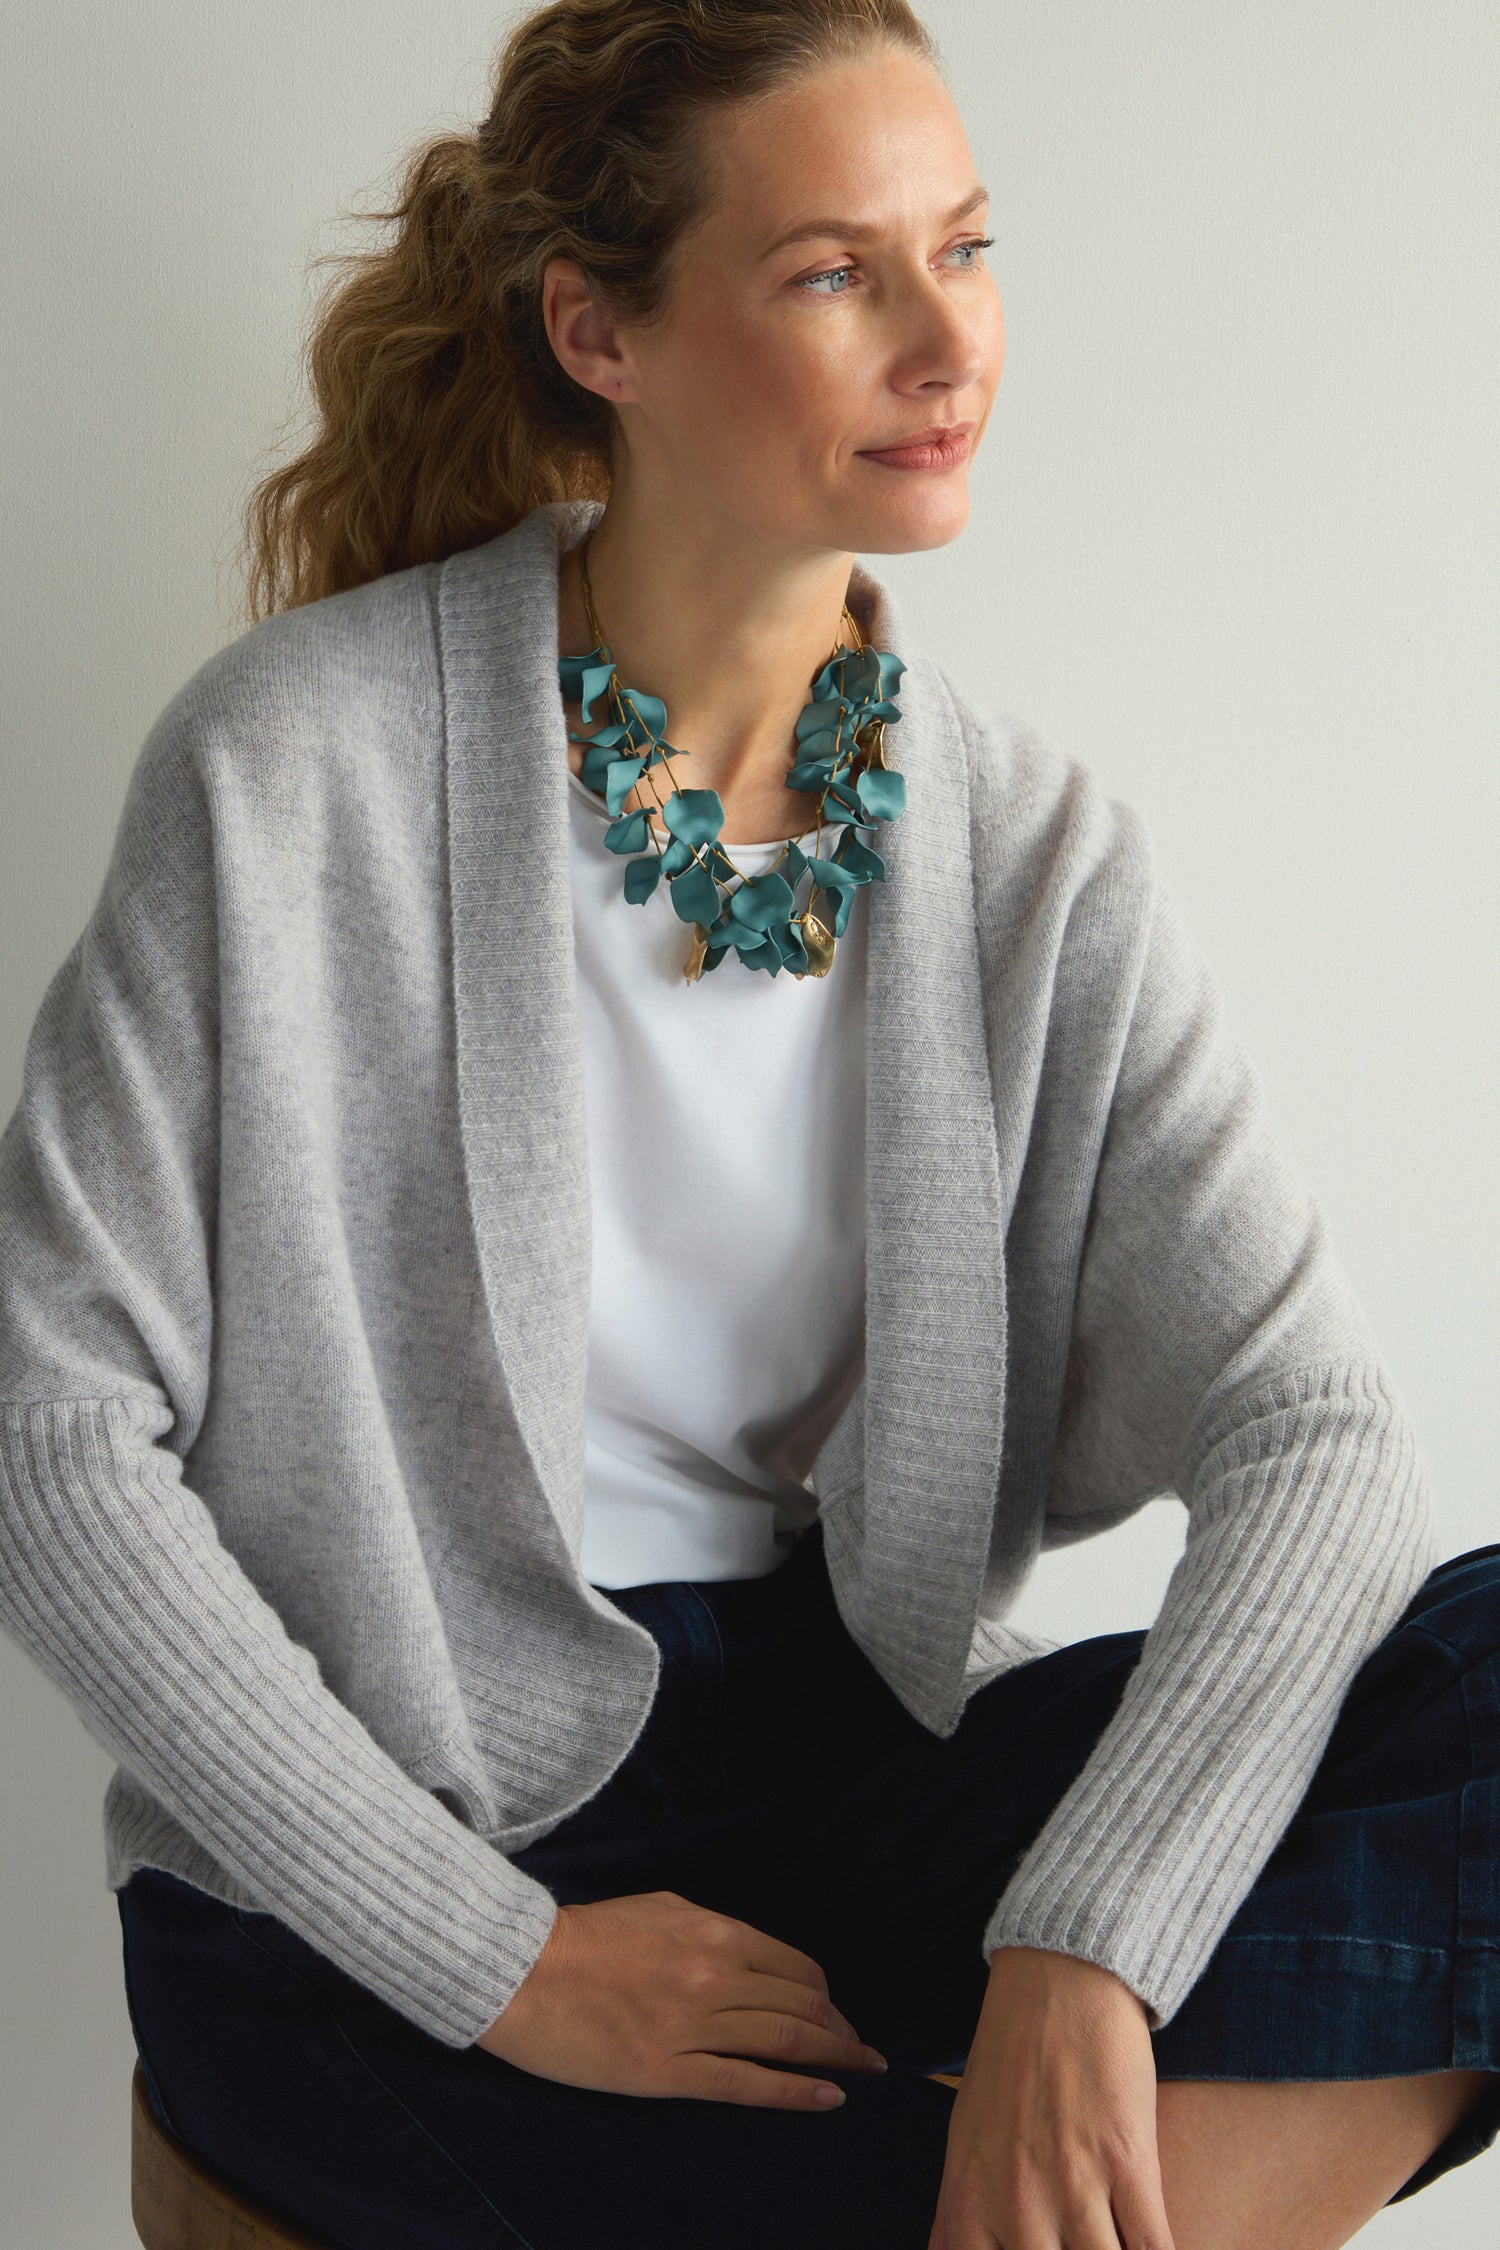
[583, 44, 1004, 558]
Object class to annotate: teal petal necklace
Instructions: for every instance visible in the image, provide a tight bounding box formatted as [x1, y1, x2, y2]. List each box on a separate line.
[558, 533, 908, 985]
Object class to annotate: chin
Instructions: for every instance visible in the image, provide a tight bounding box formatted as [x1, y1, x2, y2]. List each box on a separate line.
[838, 482, 973, 558]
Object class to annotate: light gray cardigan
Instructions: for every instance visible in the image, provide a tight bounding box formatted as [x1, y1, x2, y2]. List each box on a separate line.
[0, 497, 1437, 2050]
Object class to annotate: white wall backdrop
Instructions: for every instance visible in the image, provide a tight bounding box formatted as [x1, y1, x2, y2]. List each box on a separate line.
[2, 2, 1495, 2242]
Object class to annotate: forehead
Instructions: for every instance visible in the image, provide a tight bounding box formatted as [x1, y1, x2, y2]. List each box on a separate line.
[702, 49, 974, 244]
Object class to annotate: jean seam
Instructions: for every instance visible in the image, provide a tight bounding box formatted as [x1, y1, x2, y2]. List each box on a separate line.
[229, 1915, 540, 2250]
[1405, 1620, 1487, 1669]
[1211, 1932, 1452, 1959]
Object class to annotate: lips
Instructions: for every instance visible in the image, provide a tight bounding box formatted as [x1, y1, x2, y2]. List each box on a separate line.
[857, 422, 975, 468]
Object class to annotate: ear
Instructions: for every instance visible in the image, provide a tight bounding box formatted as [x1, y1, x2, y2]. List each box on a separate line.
[543, 255, 637, 404]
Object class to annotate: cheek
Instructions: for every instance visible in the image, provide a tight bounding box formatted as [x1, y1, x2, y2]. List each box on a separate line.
[664, 303, 850, 455]
[743, 340, 845, 430]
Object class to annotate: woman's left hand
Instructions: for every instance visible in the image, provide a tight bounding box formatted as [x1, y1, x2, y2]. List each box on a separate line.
[926, 1945, 1178, 2250]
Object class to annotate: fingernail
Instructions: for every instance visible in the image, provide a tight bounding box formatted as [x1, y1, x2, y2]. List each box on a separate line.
[813, 2084, 845, 2107]
[866, 2049, 888, 2072]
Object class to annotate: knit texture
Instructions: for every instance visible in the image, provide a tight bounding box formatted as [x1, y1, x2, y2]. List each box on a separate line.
[0, 497, 1438, 2045]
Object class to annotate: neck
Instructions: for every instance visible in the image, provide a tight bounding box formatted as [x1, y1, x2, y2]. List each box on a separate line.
[557, 478, 861, 815]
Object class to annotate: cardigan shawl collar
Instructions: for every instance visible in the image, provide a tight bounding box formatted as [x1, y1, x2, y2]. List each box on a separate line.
[438, 498, 1009, 1740]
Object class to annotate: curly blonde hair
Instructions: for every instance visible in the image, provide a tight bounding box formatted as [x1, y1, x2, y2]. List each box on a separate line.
[238, 0, 939, 621]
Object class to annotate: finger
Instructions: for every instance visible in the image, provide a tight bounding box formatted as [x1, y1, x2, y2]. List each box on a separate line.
[724, 1916, 841, 2001]
[1065, 2202, 1129, 2250]
[661, 2050, 851, 2111]
[710, 2004, 886, 2074]
[923, 2201, 967, 2250]
[936, 2207, 1011, 2250]
[729, 1968, 870, 2046]
[1111, 2160, 1177, 2250]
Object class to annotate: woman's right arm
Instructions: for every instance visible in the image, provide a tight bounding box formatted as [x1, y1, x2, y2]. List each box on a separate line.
[0, 702, 560, 2050]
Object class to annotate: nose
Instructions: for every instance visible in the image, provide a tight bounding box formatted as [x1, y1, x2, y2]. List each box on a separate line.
[891, 269, 997, 399]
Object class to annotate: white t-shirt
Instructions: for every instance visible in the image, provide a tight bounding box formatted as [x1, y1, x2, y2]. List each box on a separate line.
[566, 765, 868, 1587]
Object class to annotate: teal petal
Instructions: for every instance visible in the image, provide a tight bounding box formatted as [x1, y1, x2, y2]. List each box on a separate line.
[660, 834, 697, 878]
[603, 755, 647, 814]
[558, 648, 616, 721]
[822, 778, 866, 821]
[669, 862, 721, 925]
[839, 645, 907, 709]
[731, 928, 781, 971]
[807, 652, 850, 704]
[834, 832, 886, 883]
[855, 766, 906, 821]
[794, 705, 847, 749]
[767, 919, 807, 970]
[872, 647, 907, 702]
[787, 757, 839, 792]
[580, 737, 633, 792]
[727, 869, 796, 931]
[623, 854, 662, 903]
[661, 788, 725, 848]
[784, 839, 809, 883]
[618, 688, 668, 740]
[831, 883, 855, 937]
[604, 808, 653, 855]
[804, 854, 859, 890]
[618, 708, 666, 752]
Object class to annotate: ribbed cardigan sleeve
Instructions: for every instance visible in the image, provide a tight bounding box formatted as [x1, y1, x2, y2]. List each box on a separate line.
[980, 845, 1440, 2029]
[0, 709, 559, 2049]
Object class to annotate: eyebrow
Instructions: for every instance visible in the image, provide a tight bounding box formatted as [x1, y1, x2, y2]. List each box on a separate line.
[758, 184, 990, 261]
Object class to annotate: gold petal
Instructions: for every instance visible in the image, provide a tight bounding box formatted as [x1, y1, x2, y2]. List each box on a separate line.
[799, 910, 837, 977]
[683, 923, 709, 983]
[859, 718, 888, 770]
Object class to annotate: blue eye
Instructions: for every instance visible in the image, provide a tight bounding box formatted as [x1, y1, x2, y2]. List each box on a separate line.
[797, 235, 995, 298]
[796, 265, 854, 297]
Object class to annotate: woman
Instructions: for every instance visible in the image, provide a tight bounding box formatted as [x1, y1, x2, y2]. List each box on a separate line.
[1, 2, 1496, 2245]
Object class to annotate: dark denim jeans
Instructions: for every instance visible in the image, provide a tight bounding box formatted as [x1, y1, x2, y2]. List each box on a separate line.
[118, 1523, 1500, 2248]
